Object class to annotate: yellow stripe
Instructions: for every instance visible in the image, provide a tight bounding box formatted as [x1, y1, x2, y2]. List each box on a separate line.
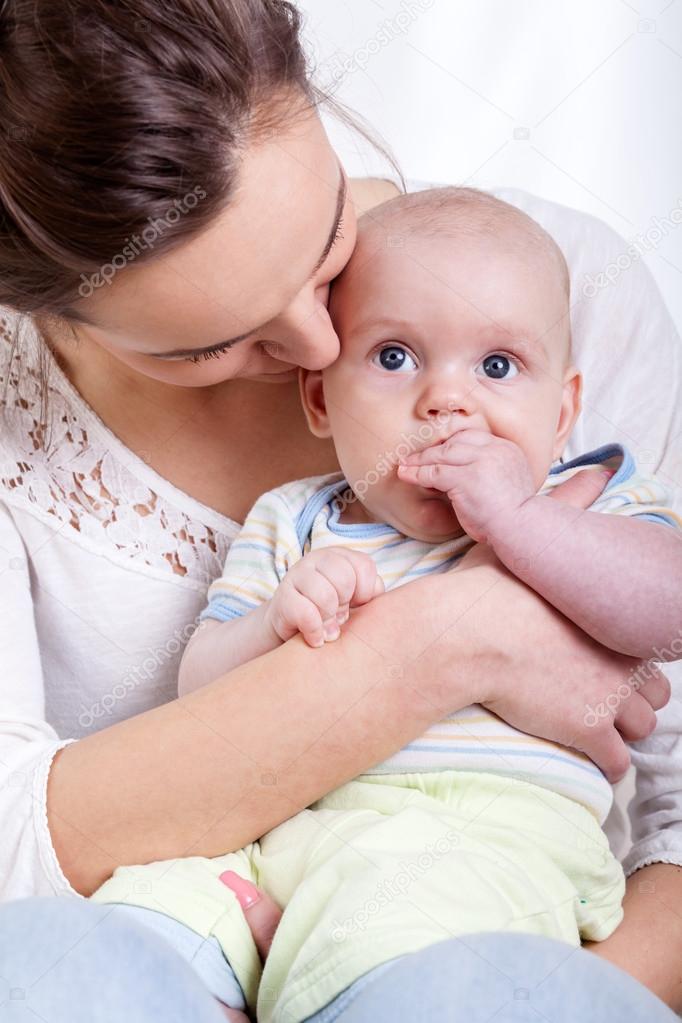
[423, 730, 571, 748]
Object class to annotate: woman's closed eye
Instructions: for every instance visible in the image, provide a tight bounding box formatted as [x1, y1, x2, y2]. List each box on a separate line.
[181, 216, 347, 366]
[181, 338, 241, 364]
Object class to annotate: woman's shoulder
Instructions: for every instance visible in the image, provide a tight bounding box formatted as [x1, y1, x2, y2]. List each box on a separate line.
[349, 177, 402, 216]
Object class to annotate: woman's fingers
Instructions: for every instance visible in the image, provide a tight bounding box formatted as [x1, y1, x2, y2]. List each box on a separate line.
[637, 668, 671, 712]
[219, 871, 282, 961]
[613, 693, 658, 743]
[575, 720, 632, 783]
[547, 468, 614, 509]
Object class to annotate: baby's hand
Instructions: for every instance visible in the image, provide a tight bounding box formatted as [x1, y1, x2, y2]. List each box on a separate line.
[265, 548, 384, 648]
[397, 428, 536, 543]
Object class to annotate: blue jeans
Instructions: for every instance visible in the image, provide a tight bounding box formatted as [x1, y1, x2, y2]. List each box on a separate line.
[0, 897, 677, 1022]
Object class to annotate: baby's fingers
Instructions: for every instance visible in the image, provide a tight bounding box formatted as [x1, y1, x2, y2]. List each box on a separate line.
[402, 430, 490, 466]
[294, 572, 344, 644]
[315, 549, 383, 608]
[397, 462, 459, 492]
[272, 588, 327, 648]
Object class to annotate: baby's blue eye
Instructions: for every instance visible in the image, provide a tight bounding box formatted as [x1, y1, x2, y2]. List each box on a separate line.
[478, 354, 519, 380]
[373, 346, 417, 372]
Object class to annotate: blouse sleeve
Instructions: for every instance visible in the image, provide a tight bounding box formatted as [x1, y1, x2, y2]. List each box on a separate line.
[0, 501, 79, 900]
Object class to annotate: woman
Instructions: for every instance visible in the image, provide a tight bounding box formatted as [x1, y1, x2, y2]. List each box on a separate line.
[0, 2, 680, 1020]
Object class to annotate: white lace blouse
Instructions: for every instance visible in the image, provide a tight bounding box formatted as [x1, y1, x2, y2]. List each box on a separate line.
[1, 185, 681, 901]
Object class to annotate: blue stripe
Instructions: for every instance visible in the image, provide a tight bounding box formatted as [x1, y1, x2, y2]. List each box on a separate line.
[200, 596, 258, 623]
[402, 557, 465, 578]
[230, 542, 276, 556]
[295, 477, 349, 548]
[549, 443, 632, 491]
[401, 744, 603, 777]
[637, 512, 679, 527]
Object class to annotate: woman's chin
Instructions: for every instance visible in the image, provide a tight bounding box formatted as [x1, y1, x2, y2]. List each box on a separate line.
[250, 368, 300, 384]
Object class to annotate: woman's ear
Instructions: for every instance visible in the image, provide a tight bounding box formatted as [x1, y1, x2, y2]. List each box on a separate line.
[553, 366, 582, 460]
[299, 369, 332, 438]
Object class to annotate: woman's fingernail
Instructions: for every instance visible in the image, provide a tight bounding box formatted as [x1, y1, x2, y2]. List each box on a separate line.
[601, 469, 616, 479]
[219, 871, 262, 910]
[324, 621, 341, 641]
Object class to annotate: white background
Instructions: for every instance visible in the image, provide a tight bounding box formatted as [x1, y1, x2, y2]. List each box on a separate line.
[298, 0, 682, 332]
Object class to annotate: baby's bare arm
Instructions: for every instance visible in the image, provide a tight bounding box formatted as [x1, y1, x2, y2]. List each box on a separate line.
[489, 497, 682, 659]
[179, 548, 383, 695]
[178, 606, 279, 695]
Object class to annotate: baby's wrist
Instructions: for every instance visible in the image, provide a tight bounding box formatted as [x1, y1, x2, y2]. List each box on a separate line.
[485, 495, 543, 560]
[259, 600, 287, 647]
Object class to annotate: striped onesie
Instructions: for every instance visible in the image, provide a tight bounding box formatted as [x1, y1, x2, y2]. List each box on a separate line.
[203, 442, 680, 823]
[94, 443, 681, 1023]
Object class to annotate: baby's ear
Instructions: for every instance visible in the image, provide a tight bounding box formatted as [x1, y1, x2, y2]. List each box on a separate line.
[299, 369, 332, 438]
[552, 365, 582, 460]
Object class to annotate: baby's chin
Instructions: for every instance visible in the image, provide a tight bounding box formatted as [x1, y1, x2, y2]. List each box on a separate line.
[384, 493, 467, 544]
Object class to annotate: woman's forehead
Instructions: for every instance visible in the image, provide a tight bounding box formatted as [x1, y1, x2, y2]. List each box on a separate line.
[68, 109, 341, 349]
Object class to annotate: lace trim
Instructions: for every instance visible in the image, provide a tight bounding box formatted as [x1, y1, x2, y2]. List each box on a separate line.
[0, 311, 239, 583]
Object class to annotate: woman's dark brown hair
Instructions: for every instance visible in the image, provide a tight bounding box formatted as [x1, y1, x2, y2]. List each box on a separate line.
[0, 0, 399, 316]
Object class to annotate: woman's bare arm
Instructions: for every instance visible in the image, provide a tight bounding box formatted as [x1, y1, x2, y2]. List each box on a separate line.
[48, 550, 667, 896]
[585, 863, 682, 1012]
[48, 565, 492, 895]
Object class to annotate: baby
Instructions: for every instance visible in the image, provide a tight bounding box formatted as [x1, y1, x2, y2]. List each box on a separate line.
[93, 188, 682, 1023]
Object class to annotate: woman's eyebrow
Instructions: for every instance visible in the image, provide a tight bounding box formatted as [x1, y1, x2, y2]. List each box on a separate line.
[62, 164, 348, 361]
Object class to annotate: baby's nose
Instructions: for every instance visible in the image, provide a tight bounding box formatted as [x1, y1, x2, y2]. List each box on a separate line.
[417, 385, 477, 421]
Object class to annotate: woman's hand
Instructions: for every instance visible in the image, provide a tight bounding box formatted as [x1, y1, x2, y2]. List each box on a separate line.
[420, 467, 670, 782]
[584, 863, 682, 1012]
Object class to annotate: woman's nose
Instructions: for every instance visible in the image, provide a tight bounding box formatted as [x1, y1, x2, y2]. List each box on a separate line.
[269, 285, 339, 370]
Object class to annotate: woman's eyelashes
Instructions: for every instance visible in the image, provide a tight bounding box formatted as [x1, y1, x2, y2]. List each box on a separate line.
[182, 219, 347, 367]
[333, 215, 345, 246]
[185, 339, 235, 364]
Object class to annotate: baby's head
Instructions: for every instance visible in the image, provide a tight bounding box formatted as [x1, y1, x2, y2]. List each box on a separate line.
[301, 187, 582, 542]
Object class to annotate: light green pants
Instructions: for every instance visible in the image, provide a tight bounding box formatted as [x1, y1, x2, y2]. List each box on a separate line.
[92, 771, 625, 1023]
